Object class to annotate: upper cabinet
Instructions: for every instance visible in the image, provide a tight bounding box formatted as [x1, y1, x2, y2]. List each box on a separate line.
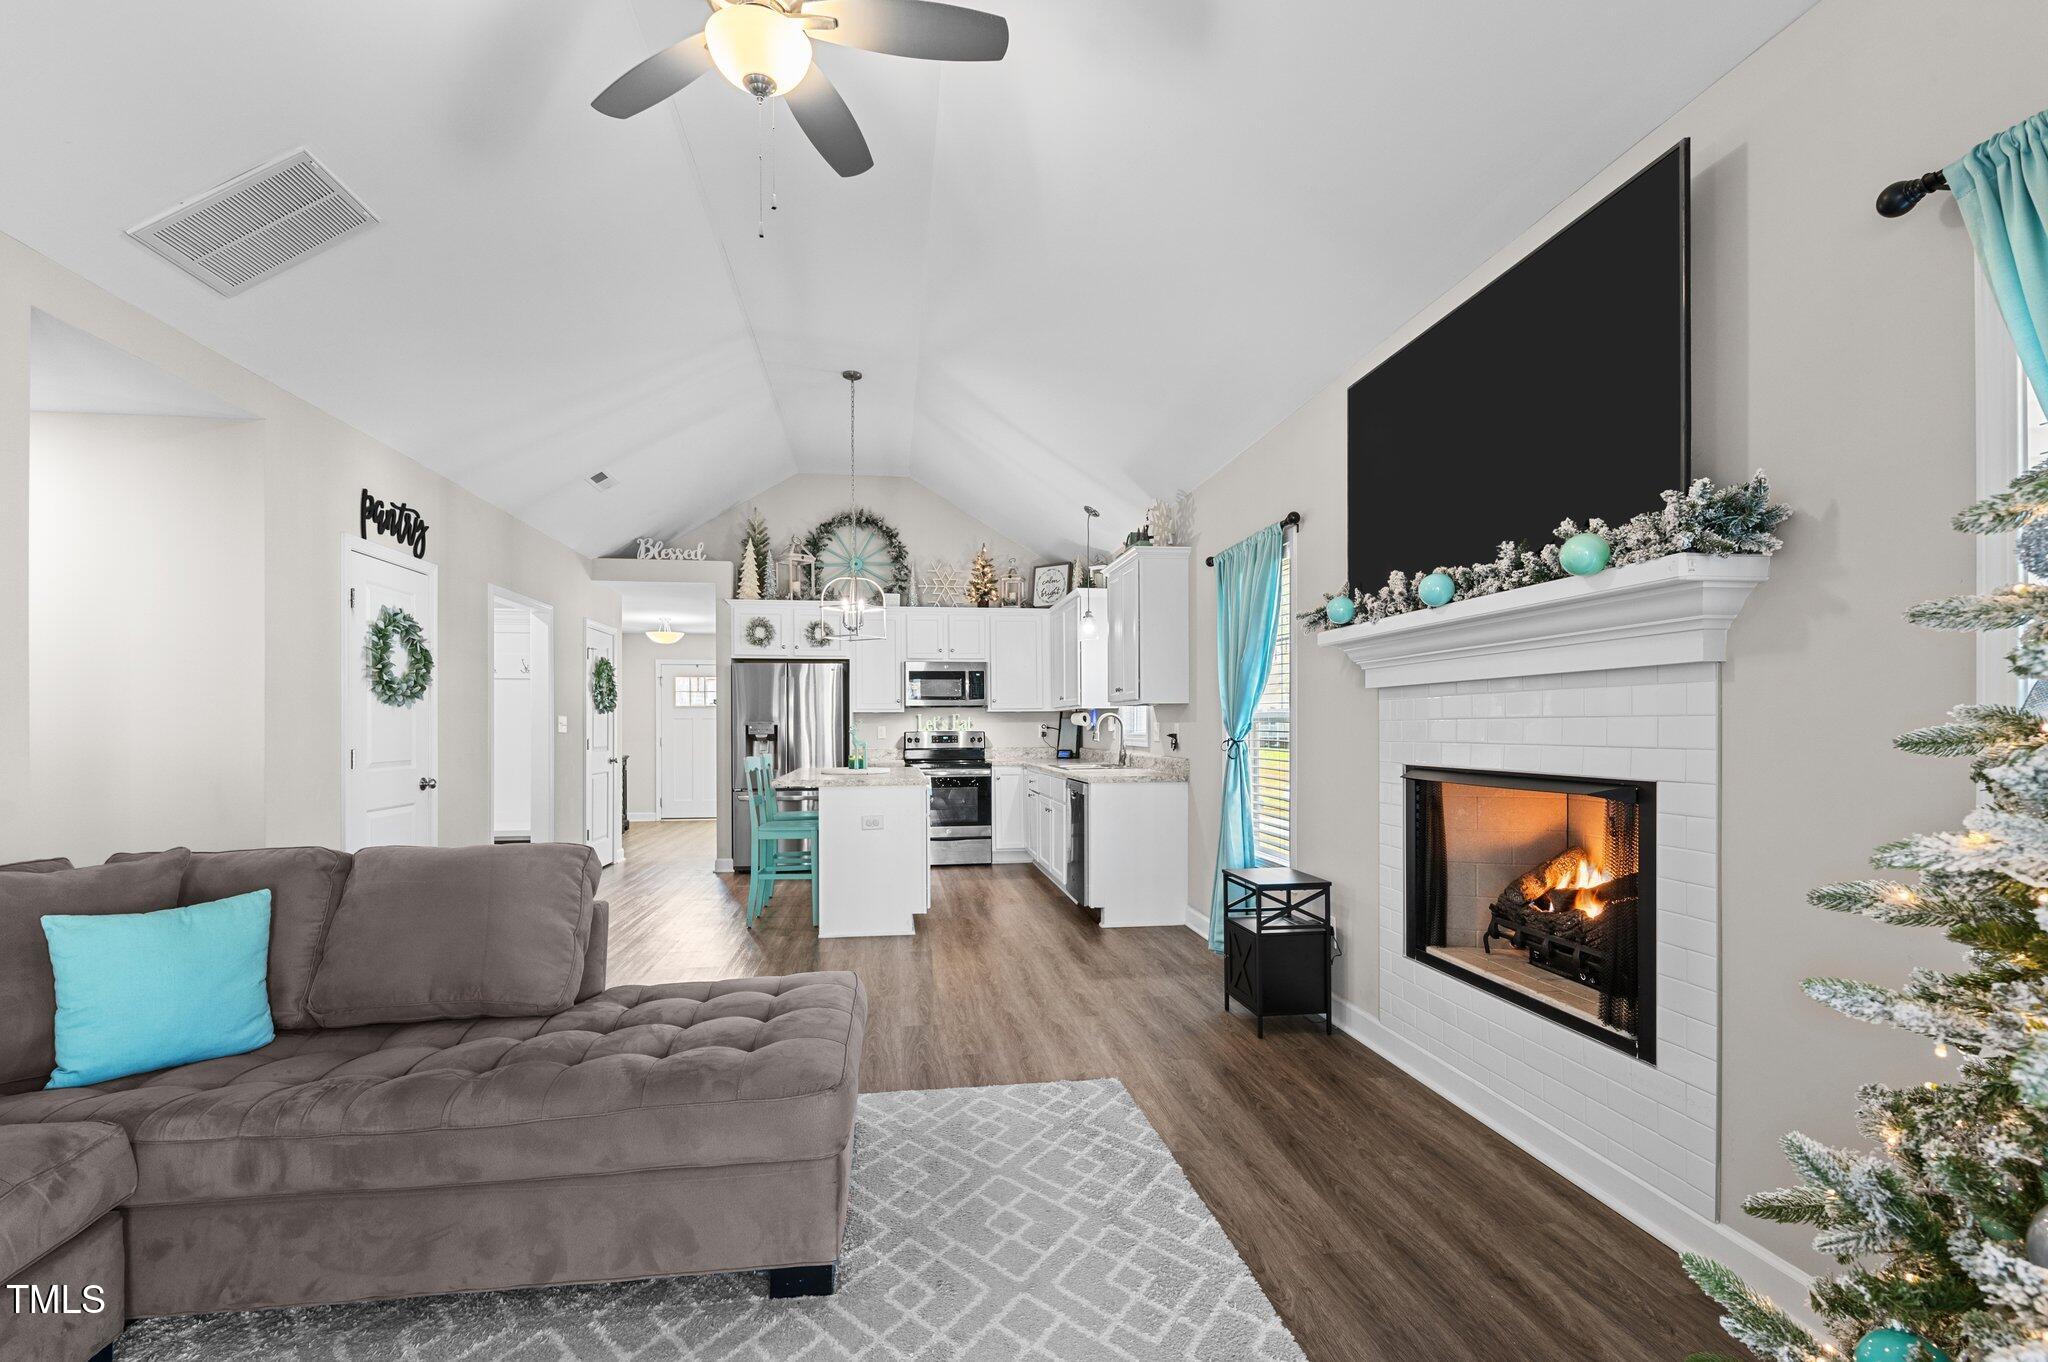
[903, 606, 989, 661]
[730, 600, 849, 656]
[1103, 546, 1191, 705]
[1049, 589, 1109, 710]
[987, 610, 1049, 712]
[848, 619, 904, 713]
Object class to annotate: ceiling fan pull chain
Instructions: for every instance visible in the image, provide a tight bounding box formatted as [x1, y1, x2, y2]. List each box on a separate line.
[769, 97, 780, 215]
[755, 94, 767, 240]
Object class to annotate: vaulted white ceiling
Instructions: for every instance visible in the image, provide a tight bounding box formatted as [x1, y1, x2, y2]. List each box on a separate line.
[0, 0, 1814, 561]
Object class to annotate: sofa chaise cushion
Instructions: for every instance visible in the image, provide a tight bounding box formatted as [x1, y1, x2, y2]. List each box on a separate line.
[307, 843, 600, 1027]
[0, 974, 865, 1207]
[0, 857, 71, 874]
[0, 1121, 134, 1281]
[0, 851, 190, 1092]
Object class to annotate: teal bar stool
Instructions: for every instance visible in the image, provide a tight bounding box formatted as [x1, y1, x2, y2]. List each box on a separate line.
[744, 755, 820, 928]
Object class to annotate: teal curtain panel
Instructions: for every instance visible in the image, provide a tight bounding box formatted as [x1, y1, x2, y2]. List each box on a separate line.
[1209, 522, 1285, 952]
[1950, 108, 2048, 402]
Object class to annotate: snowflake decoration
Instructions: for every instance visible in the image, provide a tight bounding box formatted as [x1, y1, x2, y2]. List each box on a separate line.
[920, 557, 968, 607]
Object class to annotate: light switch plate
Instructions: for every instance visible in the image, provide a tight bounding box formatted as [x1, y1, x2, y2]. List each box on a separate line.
[861, 814, 884, 830]
[557, 716, 569, 734]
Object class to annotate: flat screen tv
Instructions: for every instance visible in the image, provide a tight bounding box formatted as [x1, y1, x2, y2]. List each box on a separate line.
[1346, 140, 1689, 594]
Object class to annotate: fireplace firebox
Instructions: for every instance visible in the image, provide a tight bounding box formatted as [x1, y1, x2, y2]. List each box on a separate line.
[1404, 766, 1655, 1061]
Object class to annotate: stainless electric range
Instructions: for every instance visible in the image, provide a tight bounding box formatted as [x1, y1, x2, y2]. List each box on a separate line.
[900, 731, 992, 866]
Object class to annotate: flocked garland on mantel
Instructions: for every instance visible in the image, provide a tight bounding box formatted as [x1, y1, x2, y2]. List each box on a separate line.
[364, 606, 434, 708]
[803, 508, 912, 598]
[1301, 472, 1791, 631]
[590, 656, 617, 715]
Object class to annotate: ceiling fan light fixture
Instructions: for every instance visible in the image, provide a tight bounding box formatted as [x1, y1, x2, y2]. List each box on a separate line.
[705, 2, 813, 98]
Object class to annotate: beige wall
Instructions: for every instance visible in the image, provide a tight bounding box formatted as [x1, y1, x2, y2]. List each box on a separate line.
[0, 232, 621, 861]
[1161, 0, 2038, 1273]
[29, 414, 266, 863]
[669, 472, 1046, 594]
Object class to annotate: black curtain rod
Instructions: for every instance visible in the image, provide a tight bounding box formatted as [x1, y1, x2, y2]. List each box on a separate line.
[1876, 169, 1949, 218]
[1206, 511, 1301, 566]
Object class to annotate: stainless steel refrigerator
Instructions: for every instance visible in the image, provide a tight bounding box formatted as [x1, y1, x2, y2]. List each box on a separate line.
[730, 659, 850, 872]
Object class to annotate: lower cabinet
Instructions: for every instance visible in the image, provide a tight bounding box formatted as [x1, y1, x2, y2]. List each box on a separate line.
[993, 768, 1030, 859]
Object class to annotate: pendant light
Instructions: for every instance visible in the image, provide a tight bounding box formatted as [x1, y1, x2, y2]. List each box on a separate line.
[1078, 505, 1101, 639]
[821, 369, 886, 637]
[644, 618, 683, 646]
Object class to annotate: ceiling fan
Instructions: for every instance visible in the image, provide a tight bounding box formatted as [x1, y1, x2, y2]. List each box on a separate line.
[592, 0, 1009, 178]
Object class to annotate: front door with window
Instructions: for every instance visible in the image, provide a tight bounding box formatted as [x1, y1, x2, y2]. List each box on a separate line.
[657, 661, 717, 819]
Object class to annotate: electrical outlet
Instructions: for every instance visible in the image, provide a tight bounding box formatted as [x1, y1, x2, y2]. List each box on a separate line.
[1166, 730, 1181, 752]
[557, 716, 569, 734]
[861, 814, 884, 831]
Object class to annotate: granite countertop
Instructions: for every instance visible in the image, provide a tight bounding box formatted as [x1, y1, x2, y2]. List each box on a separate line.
[991, 752, 1190, 785]
[774, 764, 930, 790]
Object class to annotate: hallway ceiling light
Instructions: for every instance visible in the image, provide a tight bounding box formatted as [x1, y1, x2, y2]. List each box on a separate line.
[645, 619, 684, 646]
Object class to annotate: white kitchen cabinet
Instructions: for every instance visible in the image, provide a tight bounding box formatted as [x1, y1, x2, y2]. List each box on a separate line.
[902, 609, 948, 660]
[987, 610, 1049, 712]
[849, 610, 905, 712]
[944, 608, 990, 659]
[788, 603, 847, 656]
[730, 601, 795, 656]
[993, 768, 1030, 859]
[1103, 546, 1191, 705]
[1048, 590, 1108, 709]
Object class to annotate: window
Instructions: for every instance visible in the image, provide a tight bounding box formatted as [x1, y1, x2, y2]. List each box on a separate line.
[1974, 263, 2048, 708]
[1251, 538, 1292, 866]
[672, 672, 717, 707]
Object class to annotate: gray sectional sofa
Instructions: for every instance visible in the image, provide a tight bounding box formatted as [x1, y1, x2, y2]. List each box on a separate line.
[0, 843, 867, 1361]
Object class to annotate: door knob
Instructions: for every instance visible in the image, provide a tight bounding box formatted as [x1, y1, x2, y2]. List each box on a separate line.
[419, 777, 438, 790]
[608, 757, 619, 765]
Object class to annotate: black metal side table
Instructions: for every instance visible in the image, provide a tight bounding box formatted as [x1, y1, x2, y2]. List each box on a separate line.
[1222, 866, 1335, 1036]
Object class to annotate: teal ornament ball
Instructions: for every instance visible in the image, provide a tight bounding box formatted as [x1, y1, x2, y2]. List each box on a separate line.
[1854, 1327, 1950, 1362]
[1324, 595, 1357, 626]
[1417, 572, 1456, 608]
[1559, 532, 1613, 577]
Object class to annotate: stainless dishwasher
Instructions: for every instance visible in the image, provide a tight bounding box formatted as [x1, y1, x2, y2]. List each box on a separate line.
[1063, 779, 1087, 906]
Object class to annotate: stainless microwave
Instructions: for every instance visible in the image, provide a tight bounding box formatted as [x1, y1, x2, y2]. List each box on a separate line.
[905, 664, 987, 708]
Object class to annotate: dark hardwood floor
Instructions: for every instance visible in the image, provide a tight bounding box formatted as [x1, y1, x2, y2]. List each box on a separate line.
[602, 819, 1729, 1361]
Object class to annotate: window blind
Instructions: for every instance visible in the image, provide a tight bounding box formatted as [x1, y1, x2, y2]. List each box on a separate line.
[1251, 541, 1292, 866]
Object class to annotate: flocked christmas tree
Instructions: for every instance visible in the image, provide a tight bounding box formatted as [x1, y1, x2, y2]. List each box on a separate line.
[968, 543, 998, 607]
[1684, 463, 2048, 1362]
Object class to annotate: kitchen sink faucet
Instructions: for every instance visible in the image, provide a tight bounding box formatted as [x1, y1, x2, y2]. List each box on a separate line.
[1096, 711, 1129, 768]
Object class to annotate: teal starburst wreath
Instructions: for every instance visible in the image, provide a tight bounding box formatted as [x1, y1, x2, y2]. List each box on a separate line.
[805, 508, 910, 599]
[590, 656, 618, 715]
[364, 606, 434, 708]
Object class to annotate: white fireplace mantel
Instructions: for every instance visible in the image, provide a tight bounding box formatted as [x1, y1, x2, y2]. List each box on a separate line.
[1316, 553, 1769, 689]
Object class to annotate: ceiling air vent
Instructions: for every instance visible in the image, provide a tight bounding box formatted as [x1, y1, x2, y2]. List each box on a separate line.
[127, 149, 378, 297]
[588, 471, 617, 490]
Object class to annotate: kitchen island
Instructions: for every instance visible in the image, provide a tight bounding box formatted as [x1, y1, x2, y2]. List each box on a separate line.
[773, 764, 930, 937]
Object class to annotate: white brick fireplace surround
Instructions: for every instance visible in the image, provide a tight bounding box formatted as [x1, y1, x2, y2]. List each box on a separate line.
[1317, 554, 1810, 1304]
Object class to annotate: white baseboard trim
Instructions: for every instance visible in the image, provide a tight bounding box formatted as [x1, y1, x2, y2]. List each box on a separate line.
[627, 809, 658, 823]
[714, 857, 735, 873]
[1184, 903, 1208, 937]
[1327, 995, 1815, 1323]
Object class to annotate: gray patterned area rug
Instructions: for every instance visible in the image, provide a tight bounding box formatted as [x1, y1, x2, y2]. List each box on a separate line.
[120, 1078, 1305, 1361]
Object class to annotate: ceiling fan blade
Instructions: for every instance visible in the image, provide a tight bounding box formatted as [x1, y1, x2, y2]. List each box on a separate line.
[784, 64, 874, 177]
[591, 30, 714, 119]
[803, 0, 1009, 62]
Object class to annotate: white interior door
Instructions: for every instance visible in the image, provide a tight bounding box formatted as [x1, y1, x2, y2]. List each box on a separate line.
[657, 661, 717, 819]
[585, 621, 619, 865]
[345, 542, 437, 851]
[528, 610, 553, 839]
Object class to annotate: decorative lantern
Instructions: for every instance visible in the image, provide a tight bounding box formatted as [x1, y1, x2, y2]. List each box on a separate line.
[780, 536, 817, 600]
[1000, 559, 1026, 608]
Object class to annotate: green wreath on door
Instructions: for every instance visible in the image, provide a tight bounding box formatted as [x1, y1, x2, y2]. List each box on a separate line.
[364, 606, 434, 708]
[590, 656, 618, 715]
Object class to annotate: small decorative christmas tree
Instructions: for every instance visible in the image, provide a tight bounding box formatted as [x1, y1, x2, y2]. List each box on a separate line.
[968, 544, 998, 607]
[737, 511, 772, 600]
[1683, 462, 2048, 1362]
[736, 546, 761, 601]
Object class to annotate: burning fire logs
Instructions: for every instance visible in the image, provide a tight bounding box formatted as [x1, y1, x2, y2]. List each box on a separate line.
[1487, 846, 1639, 982]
